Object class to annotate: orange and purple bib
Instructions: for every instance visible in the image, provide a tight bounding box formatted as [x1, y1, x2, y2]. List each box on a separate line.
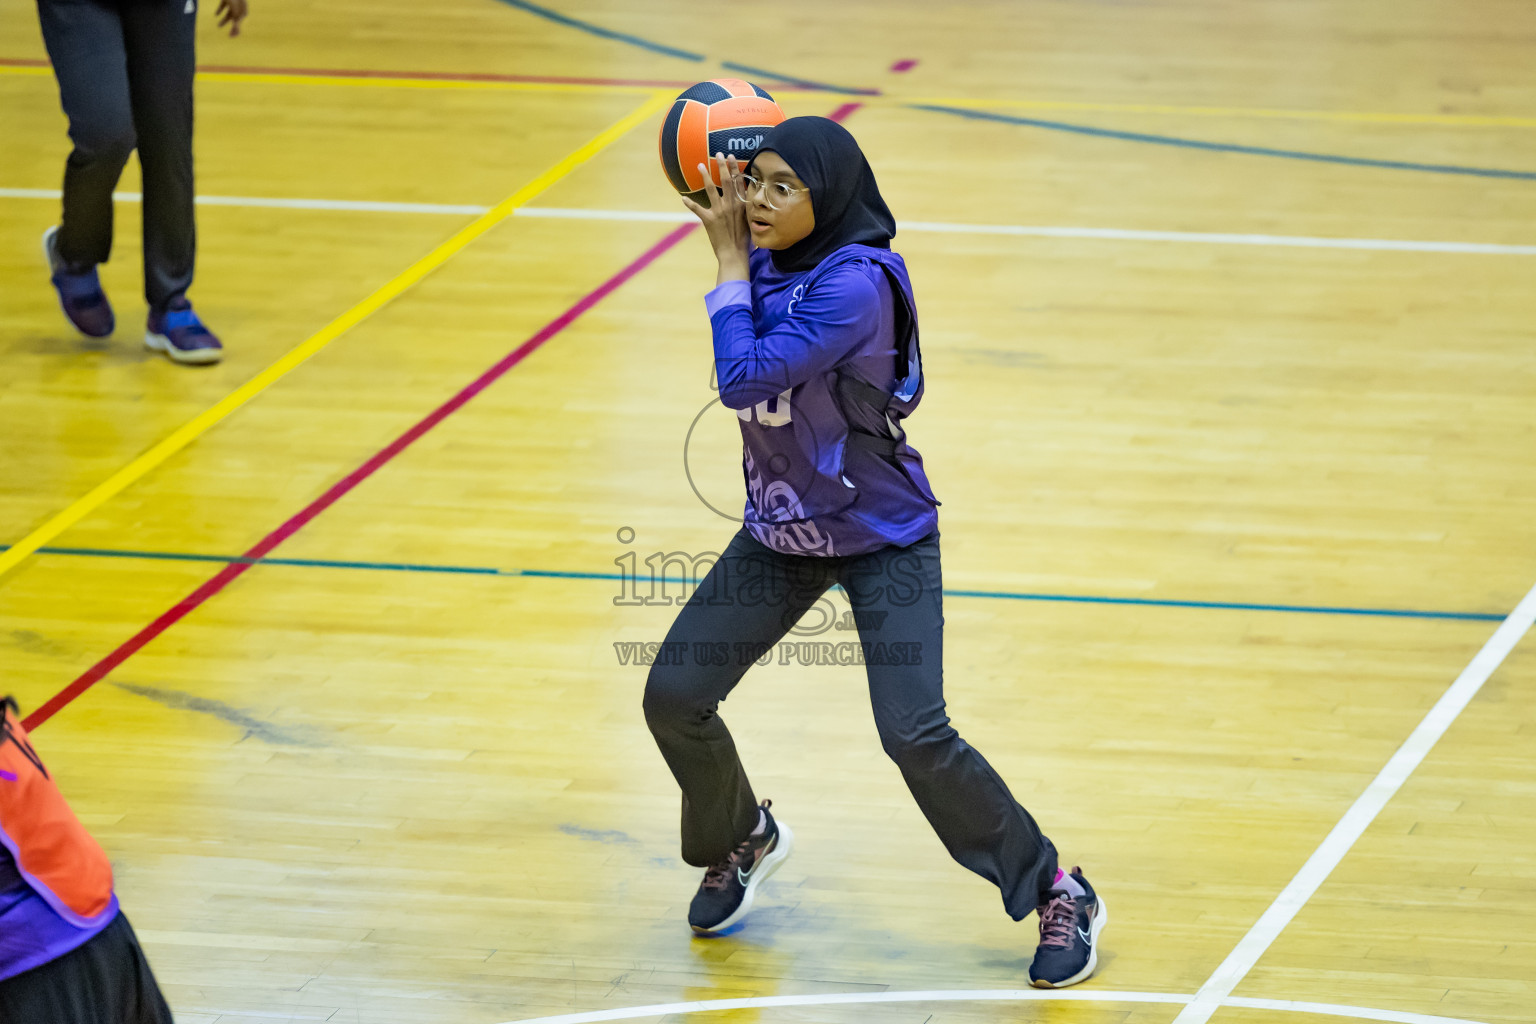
[0, 699, 119, 980]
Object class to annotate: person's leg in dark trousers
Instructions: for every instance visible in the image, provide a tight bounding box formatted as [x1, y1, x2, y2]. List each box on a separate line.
[644, 529, 834, 867]
[119, 0, 197, 310]
[839, 531, 1060, 921]
[0, 912, 173, 1024]
[36, 0, 137, 272]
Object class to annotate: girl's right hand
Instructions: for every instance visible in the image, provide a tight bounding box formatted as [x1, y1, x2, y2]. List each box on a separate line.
[682, 153, 751, 283]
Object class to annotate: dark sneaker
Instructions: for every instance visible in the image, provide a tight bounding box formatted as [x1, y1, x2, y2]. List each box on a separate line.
[1029, 867, 1107, 988]
[688, 799, 794, 935]
[43, 226, 115, 337]
[145, 298, 223, 365]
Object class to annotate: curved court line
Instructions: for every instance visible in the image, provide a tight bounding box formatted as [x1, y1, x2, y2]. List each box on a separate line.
[488, 0, 877, 95]
[910, 104, 1536, 180]
[499, 990, 1188, 1024]
[490, 989, 1496, 1024]
[490, 0, 705, 61]
[2, 543, 1507, 624]
[0, 91, 673, 588]
[1222, 997, 1496, 1024]
[1171, 579, 1536, 1024]
[718, 60, 882, 97]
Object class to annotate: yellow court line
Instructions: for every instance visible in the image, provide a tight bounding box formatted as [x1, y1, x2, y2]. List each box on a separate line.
[902, 94, 1536, 129]
[0, 89, 674, 585]
[0, 63, 654, 95]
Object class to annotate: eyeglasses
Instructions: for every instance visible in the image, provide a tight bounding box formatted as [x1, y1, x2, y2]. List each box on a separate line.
[733, 173, 808, 210]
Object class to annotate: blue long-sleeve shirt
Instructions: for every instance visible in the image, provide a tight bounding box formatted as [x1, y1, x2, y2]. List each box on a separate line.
[707, 245, 938, 556]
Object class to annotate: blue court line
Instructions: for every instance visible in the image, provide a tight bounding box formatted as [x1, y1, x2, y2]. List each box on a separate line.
[493, 0, 1529, 175]
[718, 61, 880, 97]
[16, 545, 506, 576]
[490, 0, 876, 95]
[491, 0, 878, 95]
[909, 104, 1536, 181]
[491, 0, 706, 62]
[6, 543, 1502, 623]
[943, 588, 1501, 622]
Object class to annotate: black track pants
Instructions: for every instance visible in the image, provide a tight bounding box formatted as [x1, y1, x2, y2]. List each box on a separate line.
[37, 0, 197, 309]
[642, 528, 1060, 921]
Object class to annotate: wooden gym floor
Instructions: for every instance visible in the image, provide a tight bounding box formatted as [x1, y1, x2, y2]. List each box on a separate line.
[1, 1, 1534, 1022]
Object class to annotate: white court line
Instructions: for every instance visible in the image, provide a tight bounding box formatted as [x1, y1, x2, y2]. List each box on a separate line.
[9, 176, 1523, 1019]
[191, 194, 490, 215]
[1223, 997, 1501, 1024]
[1171, 580, 1536, 1024]
[495, 583, 1535, 1024]
[490, 989, 1499, 1024]
[5, 188, 1536, 253]
[520, 206, 688, 224]
[895, 220, 1536, 254]
[518, 206, 1536, 254]
[499, 989, 1186, 1023]
[0, 187, 488, 216]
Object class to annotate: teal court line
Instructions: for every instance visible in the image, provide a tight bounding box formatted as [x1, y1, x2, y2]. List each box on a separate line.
[490, 0, 1536, 179]
[909, 104, 1536, 181]
[492, 0, 878, 95]
[2, 543, 1504, 623]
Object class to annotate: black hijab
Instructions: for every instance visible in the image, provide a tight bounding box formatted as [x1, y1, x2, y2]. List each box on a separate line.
[753, 116, 896, 274]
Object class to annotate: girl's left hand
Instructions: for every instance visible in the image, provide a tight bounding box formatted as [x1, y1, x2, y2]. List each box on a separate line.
[681, 154, 751, 283]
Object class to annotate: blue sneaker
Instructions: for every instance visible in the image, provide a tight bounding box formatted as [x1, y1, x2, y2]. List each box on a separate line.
[43, 226, 115, 338]
[1029, 868, 1107, 988]
[688, 799, 794, 935]
[145, 298, 223, 365]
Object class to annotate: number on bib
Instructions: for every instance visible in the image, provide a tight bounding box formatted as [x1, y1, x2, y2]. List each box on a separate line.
[737, 388, 793, 427]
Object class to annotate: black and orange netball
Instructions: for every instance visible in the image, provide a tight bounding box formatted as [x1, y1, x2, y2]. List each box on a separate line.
[658, 79, 785, 200]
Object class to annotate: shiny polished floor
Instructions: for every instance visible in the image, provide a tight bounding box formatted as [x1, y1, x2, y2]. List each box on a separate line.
[1, 1, 1533, 1022]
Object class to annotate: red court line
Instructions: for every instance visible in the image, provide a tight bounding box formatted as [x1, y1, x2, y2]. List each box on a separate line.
[23, 101, 862, 733]
[196, 63, 704, 89]
[0, 56, 821, 91]
[23, 223, 697, 731]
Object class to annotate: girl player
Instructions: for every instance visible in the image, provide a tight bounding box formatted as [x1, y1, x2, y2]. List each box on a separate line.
[642, 116, 1107, 988]
[1, 697, 173, 1021]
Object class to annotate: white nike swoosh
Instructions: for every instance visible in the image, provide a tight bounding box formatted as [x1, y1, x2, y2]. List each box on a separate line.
[1077, 926, 1093, 945]
[737, 847, 771, 886]
[736, 835, 777, 885]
